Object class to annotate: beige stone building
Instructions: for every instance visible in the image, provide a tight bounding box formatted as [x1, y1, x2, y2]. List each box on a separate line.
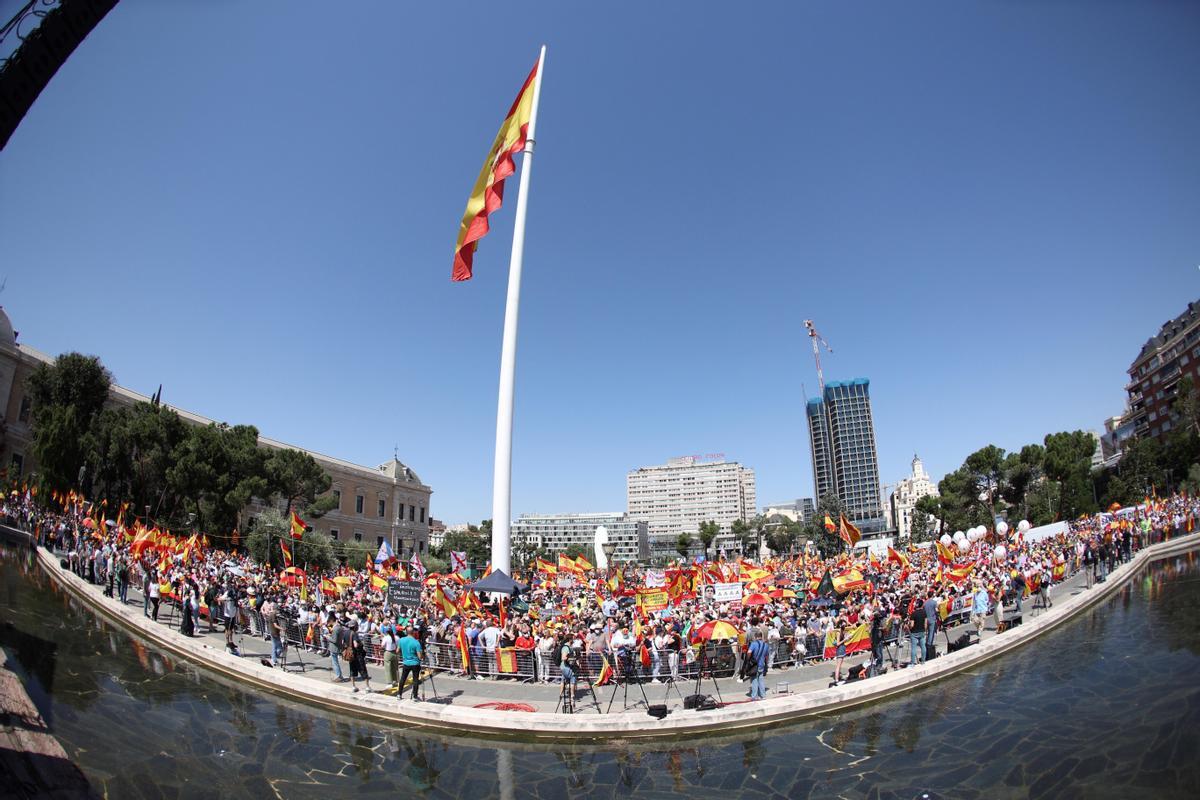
[0, 307, 432, 555]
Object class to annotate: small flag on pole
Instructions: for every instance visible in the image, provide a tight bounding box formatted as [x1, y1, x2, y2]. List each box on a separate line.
[290, 511, 307, 540]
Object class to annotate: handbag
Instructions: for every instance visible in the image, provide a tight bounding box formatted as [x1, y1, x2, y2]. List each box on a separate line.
[342, 645, 355, 661]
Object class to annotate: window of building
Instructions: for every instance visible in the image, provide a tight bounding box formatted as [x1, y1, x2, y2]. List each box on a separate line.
[420, 507, 426, 523]
[409, 504, 416, 521]
[330, 529, 339, 540]
[356, 494, 364, 514]
[10, 453, 23, 476]
[378, 499, 386, 517]
[333, 489, 341, 508]
[354, 530, 363, 542]
[17, 396, 31, 423]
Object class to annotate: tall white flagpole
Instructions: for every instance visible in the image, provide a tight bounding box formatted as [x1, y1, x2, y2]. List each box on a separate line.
[490, 45, 546, 576]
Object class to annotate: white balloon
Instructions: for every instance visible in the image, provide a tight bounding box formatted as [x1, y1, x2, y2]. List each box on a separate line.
[967, 529, 980, 543]
[996, 521, 1009, 536]
[940, 533, 952, 547]
[994, 545, 1007, 560]
[957, 539, 971, 553]
[1018, 520, 1031, 533]
[954, 530, 966, 541]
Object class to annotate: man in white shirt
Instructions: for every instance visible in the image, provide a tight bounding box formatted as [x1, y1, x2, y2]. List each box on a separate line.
[480, 621, 501, 678]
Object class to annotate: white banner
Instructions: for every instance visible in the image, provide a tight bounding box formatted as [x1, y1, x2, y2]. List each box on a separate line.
[711, 582, 742, 603]
[644, 569, 666, 588]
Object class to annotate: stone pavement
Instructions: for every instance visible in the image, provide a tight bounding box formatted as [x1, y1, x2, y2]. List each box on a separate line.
[54, 547, 1100, 718]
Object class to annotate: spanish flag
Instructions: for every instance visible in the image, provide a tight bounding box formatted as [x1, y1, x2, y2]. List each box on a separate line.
[838, 515, 862, 547]
[558, 554, 581, 574]
[535, 557, 557, 574]
[456, 624, 471, 671]
[596, 655, 614, 686]
[435, 586, 458, 617]
[280, 539, 293, 568]
[824, 514, 836, 533]
[452, 58, 540, 281]
[371, 574, 388, 590]
[887, 545, 910, 569]
[290, 511, 307, 540]
[574, 554, 594, 572]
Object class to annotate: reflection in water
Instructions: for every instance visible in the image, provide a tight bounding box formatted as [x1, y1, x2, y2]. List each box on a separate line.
[2, 544, 1200, 798]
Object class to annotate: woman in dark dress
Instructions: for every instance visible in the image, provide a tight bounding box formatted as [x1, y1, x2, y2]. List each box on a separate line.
[180, 586, 195, 636]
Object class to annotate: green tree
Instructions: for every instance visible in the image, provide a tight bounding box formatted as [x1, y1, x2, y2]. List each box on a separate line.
[696, 520, 720, 560]
[963, 444, 1007, 521]
[166, 423, 268, 533]
[908, 506, 931, 544]
[1000, 444, 1044, 521]
[265, 447, 336, 517]
[937, 467, 992, 532]
[1042, 431, 1100, 520]
[1172, 375, 1200, 437]
[804, 493, 846, 557]
[731, 519, 753, 556]
[675, 533, 692, 559]
[1116, 436, 1166, 497]
[27, 353, 112, 492]
[336, 538, 374, 570]
[913, 494, 944, 541]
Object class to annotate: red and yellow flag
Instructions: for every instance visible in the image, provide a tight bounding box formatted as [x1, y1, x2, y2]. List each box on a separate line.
[290, 511, 307, 540]
[838, 515, 862, 547]
[824, 514, 836, 533]
[596, 655, 614, 686]
[451, 58, 540, 282]
[280, 539, 293, 568]
[887, 545, 910, 570]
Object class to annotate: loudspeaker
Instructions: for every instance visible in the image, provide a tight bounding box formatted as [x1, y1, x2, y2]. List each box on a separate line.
[647, 704, 668, 719]
[698, 696, 719, 711]
[683, 694, 704, 709]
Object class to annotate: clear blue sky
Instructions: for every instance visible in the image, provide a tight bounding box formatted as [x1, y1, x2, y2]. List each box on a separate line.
[3, 1, 1198, 524]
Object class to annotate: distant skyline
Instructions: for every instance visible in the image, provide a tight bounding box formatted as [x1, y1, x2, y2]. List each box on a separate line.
[3, 2, 1198, 524]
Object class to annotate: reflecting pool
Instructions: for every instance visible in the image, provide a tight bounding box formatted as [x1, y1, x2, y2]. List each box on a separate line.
[2, 543, 1199, 799]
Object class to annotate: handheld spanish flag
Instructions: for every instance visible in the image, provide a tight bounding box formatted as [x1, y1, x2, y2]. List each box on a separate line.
[887, 545, 910, 570]
[596, 655, 614, 686]
[280, 539, 293, 568]
[452, 54, 542, 282]
[824, 514, 836, 533]
[838, 515, 862, 547]
[290, 511, 307, 540]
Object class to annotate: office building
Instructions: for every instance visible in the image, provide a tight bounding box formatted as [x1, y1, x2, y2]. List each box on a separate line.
[888, 455, 938, 540]
[511, 512, 649, 562]
[805, 378, 886, 534]
[627, 456, 756, 554]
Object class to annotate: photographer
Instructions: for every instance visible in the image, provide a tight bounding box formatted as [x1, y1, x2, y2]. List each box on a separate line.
[559, 631, 579, 707]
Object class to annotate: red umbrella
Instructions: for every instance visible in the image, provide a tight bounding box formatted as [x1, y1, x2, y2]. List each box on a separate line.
[742, 592, 771, 606]
[769, 588, 797, 600]
[691, 619, 740, 642]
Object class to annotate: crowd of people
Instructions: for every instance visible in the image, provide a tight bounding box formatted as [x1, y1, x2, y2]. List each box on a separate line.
[4, 488, 1196, 705]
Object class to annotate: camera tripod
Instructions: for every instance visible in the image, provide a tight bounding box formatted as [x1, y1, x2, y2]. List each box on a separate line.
[606, 653, 650, 713]
[554, 667, 601, 714]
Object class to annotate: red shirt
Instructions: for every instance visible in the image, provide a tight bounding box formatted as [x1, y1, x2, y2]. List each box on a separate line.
[515, 635, 535, 650]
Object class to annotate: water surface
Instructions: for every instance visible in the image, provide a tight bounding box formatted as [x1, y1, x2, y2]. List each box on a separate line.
[2, 544, 1198, 799]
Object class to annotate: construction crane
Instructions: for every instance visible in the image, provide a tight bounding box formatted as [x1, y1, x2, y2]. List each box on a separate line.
[803, 319, 833, 395]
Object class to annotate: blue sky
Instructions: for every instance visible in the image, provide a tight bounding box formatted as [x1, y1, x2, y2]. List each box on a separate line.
[3, 1, 1198, 524]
